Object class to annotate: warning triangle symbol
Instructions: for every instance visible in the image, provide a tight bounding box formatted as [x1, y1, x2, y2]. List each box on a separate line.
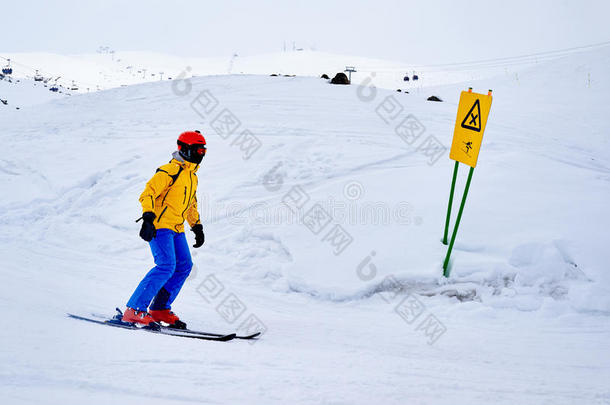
[461, 99, 481, 132]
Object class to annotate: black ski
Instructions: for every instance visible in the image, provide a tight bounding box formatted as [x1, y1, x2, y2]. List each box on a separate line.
[67, 313, 236, 342]
[162, 325, 261, 340]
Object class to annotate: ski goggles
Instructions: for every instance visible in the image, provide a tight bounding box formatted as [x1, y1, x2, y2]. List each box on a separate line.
[193, 144, 207, 157]
[179, 142, 207, 157]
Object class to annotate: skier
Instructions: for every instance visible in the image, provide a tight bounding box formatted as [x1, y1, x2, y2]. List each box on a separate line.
[122, 131, 207, 328]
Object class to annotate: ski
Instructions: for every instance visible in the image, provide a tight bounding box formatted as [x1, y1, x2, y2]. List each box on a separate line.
[87, 309, 261, 340]
[162, 325, 261, 340]
[67, 313, 236, 342]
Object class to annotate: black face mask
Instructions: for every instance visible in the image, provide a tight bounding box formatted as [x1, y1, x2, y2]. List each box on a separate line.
[178, 142, 206, 164]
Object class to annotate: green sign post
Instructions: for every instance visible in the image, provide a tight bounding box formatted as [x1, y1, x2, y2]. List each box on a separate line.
[442, 88, 493, 277]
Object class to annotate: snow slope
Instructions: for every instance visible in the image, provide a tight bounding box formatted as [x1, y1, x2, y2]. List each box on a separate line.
[5, 50, 405, 90]
[2, 48, 566, 93]
[0, 76, 67, 108]
[0, 46, 609, 404]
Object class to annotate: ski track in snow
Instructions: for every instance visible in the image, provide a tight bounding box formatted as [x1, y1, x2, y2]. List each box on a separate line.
[1, 48, 610, 404]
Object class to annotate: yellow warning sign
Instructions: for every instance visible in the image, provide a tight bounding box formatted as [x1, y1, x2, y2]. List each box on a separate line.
[449, 90, 492, 168]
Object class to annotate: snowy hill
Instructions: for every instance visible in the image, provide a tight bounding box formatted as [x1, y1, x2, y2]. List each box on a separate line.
[0, 76, 68, 108]
[1, 48, 570, 94]
[3, 50, 410, 91]
[1, 46, 609, 404]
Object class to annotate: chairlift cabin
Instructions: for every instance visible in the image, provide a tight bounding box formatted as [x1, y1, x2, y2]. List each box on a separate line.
[34, 70, 44, 82]
[2, 59, 13, 75]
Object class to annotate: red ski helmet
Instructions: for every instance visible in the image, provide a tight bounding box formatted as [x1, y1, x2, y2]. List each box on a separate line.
[177, 130, 206, 164]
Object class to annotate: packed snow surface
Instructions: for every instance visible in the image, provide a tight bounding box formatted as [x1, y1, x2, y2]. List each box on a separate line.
[1, 48, 609, 404]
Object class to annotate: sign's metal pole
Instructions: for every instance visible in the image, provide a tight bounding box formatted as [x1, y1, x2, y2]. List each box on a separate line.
[443, 161, 459, 245]
[442, 166, 474, 277]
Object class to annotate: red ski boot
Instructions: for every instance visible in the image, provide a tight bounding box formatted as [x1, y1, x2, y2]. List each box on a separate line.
[122, 308, 156, 326]
[149, 309, 186, 329]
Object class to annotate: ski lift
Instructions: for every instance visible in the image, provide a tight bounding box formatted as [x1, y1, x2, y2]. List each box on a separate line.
[403, 75, 410, 82]
[34, 70, 44, 82]
[70, 80, 79, 91]
[2, 59, 13, 75]
[412, 74, 419, 81]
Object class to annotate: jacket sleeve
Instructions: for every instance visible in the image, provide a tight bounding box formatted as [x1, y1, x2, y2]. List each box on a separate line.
[186, 194, 201, 228]
[139, 170, 171, 213]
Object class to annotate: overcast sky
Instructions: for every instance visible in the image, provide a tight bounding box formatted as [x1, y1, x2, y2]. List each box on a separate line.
[4, 0, 610, 63]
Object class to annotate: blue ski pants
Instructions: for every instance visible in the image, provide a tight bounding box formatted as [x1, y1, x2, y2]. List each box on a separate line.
[127, 229, 193, 311]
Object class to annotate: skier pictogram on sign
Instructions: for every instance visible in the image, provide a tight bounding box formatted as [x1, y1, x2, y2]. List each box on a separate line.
[460, 99, 481, 132]
[450, 90, 492, 168]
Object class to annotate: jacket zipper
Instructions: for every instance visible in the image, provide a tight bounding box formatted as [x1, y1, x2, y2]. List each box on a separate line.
[180, 172, 193, 220]
[160, 166, 183, 207]
[156, 206, 168, 223]
[182, 186, 187, 203]
[160, 189, 170, 206]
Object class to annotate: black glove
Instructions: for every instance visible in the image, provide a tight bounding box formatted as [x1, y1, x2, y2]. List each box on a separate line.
[139, 212, 156, 242]
[191, 224, 205, 248]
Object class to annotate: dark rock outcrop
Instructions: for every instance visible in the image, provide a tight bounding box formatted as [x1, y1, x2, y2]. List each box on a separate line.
[330, 72, 350, 85]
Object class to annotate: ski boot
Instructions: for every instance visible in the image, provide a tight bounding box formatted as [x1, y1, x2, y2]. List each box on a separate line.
[121, 307, 157, 327]
[149, 309, 187, 329]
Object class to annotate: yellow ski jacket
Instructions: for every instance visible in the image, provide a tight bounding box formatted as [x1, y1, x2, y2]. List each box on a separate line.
[139, 155, 201, 233]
